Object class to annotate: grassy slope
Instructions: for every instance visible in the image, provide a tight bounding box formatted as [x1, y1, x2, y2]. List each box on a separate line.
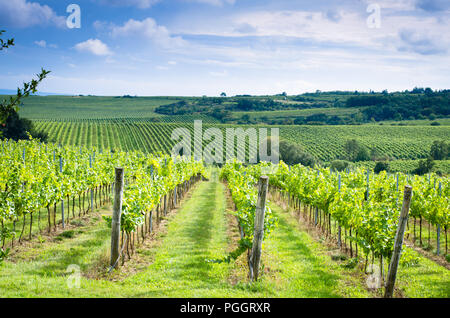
[12, 95, 448, 167]
[15, 95, 178, 120]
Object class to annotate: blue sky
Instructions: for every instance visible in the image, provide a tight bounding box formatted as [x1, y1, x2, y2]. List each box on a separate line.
[0, 0, 449, 96]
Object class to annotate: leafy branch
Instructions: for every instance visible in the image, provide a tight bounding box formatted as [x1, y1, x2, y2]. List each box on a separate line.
[0, 30, 14, 51]
[0, 30, 50, 124]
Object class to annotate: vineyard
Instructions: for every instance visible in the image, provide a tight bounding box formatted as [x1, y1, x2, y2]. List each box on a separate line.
[0, 139, 448, 298]
[30, 120, 449, 170]
[0, 139, 207, 261]
[221, 161, 449, 263]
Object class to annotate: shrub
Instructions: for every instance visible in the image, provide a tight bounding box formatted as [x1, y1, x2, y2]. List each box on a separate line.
[374, 161, 389, 174]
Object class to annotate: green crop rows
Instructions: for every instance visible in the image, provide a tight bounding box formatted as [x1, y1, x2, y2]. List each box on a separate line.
[33, 120, 449, 165]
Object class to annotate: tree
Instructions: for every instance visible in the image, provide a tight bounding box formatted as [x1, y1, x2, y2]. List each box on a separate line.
[278, 140, 317, 167]
[330, 160, 352, 172]
[220, 92, 227, 97]
[343, 139, 360, 161]
[374, 161, 389, 174]
[0, 111, 48, 142]
[355, 146, 370, 162]
[413, 157, 435, 175]
[430, 140, 448, 160]
[344, 139, 369, 162]
[0, 30, 50, 139]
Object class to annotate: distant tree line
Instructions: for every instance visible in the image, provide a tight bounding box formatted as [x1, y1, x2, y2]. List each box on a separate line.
[346, 90, 450, 121]
[155, 88, 450, 125]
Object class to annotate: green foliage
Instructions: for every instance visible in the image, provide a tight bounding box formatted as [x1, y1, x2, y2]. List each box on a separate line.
[0, 29, 50, 140]
[0, 69, 50, 125]
[374, 161, 389, 174]
[0, 30, 14, 50]
[57, 230, 75, 239]
[219, 161, 278, 263]
[277, 140, 317, 167]
[0, 111, 48, 142]
[242, 161, 449, 260]
[0, 139, 207, 241]
[413, 157, 435, 175]
[399, 248, 420, 267]
[344, 139, 370, 162]
[0, 247, 10, 265]
[430, 140, 448, 160]
[330, 160, 352, 172]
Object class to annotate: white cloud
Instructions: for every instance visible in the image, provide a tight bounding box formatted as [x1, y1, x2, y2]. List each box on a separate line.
[185, 0, 236, 6]
[362, 0, 416, 11]
[209, 70, 229, 77]
[111, 18, 186, 48]
[0, 0, 65, 28]
[74, 39, 112, 56]
[34, 40, 46, 48]
[97, 0, 160, 9]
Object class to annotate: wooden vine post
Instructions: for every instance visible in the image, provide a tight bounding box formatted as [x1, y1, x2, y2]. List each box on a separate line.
[384, 185, 413, 298]
[60, 157, 65, 229]
[249, 176, 269, 282]
[110, 167, 124, 269]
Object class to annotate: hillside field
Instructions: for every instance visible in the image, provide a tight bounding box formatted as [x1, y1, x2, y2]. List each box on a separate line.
[7, 95, 447, 174]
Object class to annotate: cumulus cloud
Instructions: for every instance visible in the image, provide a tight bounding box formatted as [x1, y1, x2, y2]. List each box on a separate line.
[0, 0, 65, 28]
[111, 18, 186, 48]
[415, 0, 450, 12]
[397, 29, 448, 55]
[325, 9, 341, 23]
[34, 40, 47, 48]
[186, 0, 236, 6]
[74, 39, 112, 56]
[233, 23, 258, 34]
[96, 0, 160, 9]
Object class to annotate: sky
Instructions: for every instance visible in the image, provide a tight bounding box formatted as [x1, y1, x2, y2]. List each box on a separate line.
[0, 0, 449, 96]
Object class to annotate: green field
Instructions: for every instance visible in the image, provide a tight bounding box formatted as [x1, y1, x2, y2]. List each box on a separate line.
[4, 95, 449, 173]
[17, 95, 179, 119]
[231, 107, 362, 121]
[32, 120, 449, 165]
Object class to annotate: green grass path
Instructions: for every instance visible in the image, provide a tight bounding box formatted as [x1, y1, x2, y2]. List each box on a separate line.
[260, 203, 371, 297]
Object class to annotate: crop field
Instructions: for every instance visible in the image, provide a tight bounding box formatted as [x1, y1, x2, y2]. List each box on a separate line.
[232, 107, 362, 121]
[16, 95, 180, 119]
[32, 120, 449, 166]
[280, 125, 449, 162]
[356, 160, 450, 174]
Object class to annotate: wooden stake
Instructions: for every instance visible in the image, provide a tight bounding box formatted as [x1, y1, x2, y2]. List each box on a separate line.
[110, 167, 124, 269]
[385, 185, 412, 298]
[249, 176, 269, 282]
